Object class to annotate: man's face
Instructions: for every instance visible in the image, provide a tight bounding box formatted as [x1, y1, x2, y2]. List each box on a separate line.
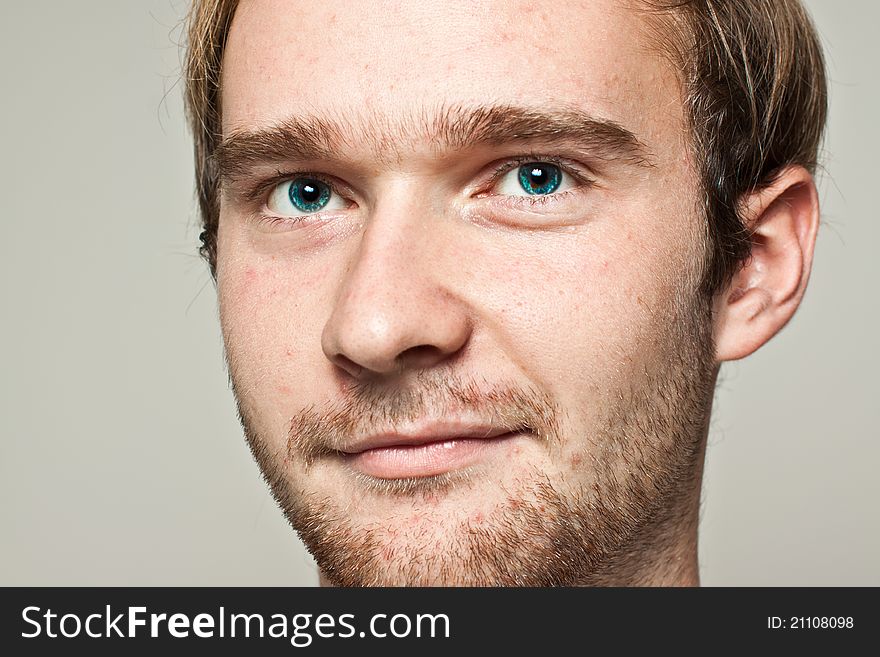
[216, 0, 717, 585]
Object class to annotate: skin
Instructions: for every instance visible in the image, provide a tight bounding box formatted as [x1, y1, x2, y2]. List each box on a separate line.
[214, 0, 819, 586]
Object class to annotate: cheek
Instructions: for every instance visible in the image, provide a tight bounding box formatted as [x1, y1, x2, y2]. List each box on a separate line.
[485, 232, 647, 358]
[218, 251, 333, 407]
[481, 223, 688, 429]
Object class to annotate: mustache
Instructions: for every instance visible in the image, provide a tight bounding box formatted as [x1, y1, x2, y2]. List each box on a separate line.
[286, 371, 563, 467]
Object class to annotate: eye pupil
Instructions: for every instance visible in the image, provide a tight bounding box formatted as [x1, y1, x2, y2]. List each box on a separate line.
[301, 183, 319, 202]
[289, 177, 331, 212]
[518, 163, 562, 195]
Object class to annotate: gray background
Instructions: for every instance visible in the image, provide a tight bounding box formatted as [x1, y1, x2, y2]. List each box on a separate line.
[1, 1, 876, 586]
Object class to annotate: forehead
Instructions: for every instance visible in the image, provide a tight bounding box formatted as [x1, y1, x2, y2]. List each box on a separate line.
[221, 0, 684, 153]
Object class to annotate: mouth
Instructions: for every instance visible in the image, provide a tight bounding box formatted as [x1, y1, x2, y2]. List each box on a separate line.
[338, 422, 526, 479]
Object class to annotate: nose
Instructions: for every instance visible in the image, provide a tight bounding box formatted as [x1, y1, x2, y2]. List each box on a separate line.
[320, 196, 472, 378]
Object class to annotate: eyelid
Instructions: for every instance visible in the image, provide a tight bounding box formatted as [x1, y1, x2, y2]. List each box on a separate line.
[236, 154, 595, 221]
[478, 154, 596, 197]
[239, 170, 352, 206]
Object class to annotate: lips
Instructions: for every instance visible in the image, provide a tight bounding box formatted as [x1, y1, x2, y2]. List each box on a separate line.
[341, 421, 515, 455]
[338, 420, 524, 479]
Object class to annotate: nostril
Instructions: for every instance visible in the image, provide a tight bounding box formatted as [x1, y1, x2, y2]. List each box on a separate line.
[331, 344, 449, 378]
[398, 344, 445, 368]
[332, 353, 364, 378]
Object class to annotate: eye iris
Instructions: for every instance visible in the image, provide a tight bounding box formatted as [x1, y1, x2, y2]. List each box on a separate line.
[289, 178, 331, 212]
[518, 163, 561, 195]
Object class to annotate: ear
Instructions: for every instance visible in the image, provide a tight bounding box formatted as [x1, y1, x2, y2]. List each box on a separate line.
[713, 165, 820, 362]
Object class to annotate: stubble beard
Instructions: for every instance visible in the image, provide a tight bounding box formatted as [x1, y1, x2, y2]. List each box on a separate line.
[228, 290, 717, 586]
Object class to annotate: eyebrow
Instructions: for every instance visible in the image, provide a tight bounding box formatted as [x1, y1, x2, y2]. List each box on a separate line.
[214, 103, 653, 183]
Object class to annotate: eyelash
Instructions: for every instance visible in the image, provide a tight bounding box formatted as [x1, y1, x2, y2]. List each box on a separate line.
[249, 172, 343, 229]
[483, 154, 595, 208]
[250, 154, 594, 228]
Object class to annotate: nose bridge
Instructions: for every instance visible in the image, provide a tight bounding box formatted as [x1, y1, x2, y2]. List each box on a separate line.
[321, 188, 471, 376]
[355, 193, 431, 289]
[342, 186, 435, 310]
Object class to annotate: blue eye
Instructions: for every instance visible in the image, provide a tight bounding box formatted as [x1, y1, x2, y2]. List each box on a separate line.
[289, 178, 330, 212]
[518, 163, 562, 195]
[496, 161, 572, 198]
[267, 176, 344, 217]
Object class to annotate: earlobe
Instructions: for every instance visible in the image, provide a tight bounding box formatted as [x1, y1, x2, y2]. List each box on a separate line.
[713, 166, 820, 362]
